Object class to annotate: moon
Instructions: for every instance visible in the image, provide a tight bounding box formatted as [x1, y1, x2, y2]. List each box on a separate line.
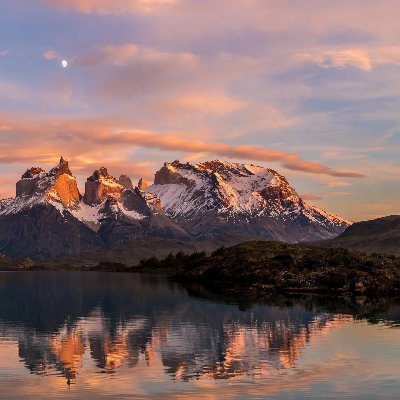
[61, 59, 68, 68]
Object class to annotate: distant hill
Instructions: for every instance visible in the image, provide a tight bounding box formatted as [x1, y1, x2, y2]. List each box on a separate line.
[321, 215, 400, 255]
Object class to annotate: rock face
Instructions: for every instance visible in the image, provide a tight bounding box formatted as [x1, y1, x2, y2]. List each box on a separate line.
[84, 167, 124, 205]
[137, 178, 148, 191]
[0, 158, 351, 260]
[97, 188, 188, 247]
[0, 204, 103, 259]
[16, 157, 80, 210]
[0, 157, 101, 258]
[16, 167, 45, 197]
[0, 158, 188, 259]
[146, 160, 351, 242]
[118, 175, 133, 190]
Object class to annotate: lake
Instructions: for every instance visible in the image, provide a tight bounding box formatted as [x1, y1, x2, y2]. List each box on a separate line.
[0, 272, 399, 399]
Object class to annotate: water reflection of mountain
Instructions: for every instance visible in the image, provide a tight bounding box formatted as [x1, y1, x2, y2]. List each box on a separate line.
[0, 272, 396, 384]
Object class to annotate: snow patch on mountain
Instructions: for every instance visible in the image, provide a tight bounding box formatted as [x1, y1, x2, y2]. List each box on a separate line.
[71, 202, 102, 225]
[71, 197, 146, 228]
[0, 195, 44, 216]
[146, 160, 351, 233]
[0, 158, 352, 248]
[120, 207, 146, 220]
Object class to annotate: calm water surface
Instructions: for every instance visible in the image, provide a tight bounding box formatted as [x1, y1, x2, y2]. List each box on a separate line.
[0, 272, 399, 399]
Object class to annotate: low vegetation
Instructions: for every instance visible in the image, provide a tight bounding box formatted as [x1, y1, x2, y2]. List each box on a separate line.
[3, 240, 400, 297]
[139, 241, 400, 296]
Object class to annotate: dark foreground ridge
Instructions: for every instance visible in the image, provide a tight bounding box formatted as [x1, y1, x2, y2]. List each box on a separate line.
[321, 214, 400, 255]
[144, 241, 400, 296]
[3, 240, 400, 298]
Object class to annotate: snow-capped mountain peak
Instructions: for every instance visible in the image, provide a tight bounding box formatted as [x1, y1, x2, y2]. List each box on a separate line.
[8, 156, 81, 213]
[0, 158, 352, 259]
[146, 160, 351, 241]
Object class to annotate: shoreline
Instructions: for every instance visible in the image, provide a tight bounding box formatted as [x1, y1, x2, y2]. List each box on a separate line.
[2, 240, 400, 298]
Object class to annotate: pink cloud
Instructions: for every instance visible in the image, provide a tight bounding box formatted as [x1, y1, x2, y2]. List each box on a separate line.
[0, 114, 364, 180]
[298, 46, 400, 71]
[72, 44, 294, 135]
[298, 48, 372, 71]
[42, 49, 59, 60]
[77, 44, 198, 68]
[92, 130, 365, 177]
[44, 0, 178, 14]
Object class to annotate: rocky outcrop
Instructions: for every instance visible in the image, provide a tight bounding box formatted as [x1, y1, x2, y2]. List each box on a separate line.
[137, 177, 148, 191]
[16, 157, 80, 210]
[118, 175, 133, 190]
[120, 188, 151, 216]
[98, 188, 189, 246]
[84, 167, 124, 205]
[154, 161, 196, 188]
[16, 168, 46, 197]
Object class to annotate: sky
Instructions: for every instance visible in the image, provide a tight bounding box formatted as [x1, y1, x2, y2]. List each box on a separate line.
[1, 0, 400, 221]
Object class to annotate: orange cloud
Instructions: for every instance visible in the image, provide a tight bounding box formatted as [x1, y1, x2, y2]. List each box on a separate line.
[152, 93, 245, 115]
[301, 193, 323, 201]
[0, 114, 369, 208]
[324, 181, 352, 188]
[0, 113, 364, 179]
[91, 130, 365, 178]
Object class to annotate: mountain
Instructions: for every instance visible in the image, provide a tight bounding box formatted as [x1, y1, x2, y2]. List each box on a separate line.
[321, 215, 400, 255]
[76, 166, 187, 246]
[0, 157, 350, 260]
[145, 160, 350, 242]
[0, 158, 103, 259]
[0, 157, 186, 259]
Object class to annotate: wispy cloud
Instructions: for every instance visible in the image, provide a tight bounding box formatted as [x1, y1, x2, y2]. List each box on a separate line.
[42, 49, 59, 60]
[301, 193, 323, 201]
[330, 191, 352, 196]
[0, 114, 364, 178]
[77, 43, 198, 68]
[298, 48, 372, 71]
[324, 181, 352, 188]
[298, 46, 400, 71]
[94, 130, 365, 177]
[0, 50, 8, 57]
[43, 0, 178, 14]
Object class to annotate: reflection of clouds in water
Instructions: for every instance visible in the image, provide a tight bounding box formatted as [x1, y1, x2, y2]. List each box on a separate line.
[0, 272, 399, 399]
[12, 312, 351, 384]
[0, 271, 352, 384]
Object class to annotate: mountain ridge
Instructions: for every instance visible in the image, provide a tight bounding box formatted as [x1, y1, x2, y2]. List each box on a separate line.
[146, 160, 350, 241]
[0, 157, 351, 259]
